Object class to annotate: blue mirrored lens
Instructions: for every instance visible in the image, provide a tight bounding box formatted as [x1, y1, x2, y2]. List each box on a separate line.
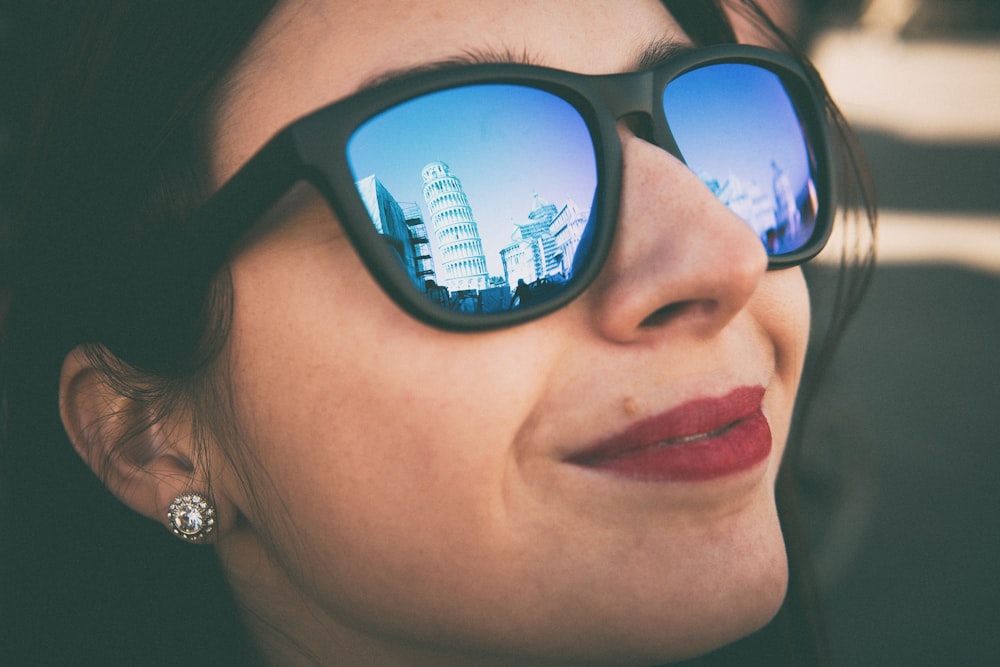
[662, 64, 819, 256]
[347, 84, 598, 315]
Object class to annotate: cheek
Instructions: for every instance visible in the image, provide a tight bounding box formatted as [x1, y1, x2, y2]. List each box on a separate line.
[753, 267, 810, 467]
[762, 267, 810, 387]
[220, 230, 566, 607]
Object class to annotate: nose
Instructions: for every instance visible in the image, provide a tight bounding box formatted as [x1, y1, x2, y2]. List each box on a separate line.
[581, 124, 768, 343]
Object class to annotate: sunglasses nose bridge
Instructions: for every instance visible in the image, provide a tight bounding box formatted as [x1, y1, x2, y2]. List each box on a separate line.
[594, 70, 656, 123]
[593, 70, 681, 161]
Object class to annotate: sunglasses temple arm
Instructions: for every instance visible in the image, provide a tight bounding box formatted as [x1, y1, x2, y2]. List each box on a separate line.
[185, 132, 305, 273]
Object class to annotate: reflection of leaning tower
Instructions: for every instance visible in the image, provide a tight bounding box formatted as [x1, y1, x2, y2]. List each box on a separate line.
[421, 161, 489, 292]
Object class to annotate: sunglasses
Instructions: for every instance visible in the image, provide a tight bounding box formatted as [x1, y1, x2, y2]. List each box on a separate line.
[190, 44, 833, 331]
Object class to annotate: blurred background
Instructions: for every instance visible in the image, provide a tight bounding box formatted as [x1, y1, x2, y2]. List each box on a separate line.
[1, 1, 998, 665]
[788, 0, 1000, 664]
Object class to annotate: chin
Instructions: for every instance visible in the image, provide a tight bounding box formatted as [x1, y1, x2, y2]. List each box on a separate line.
[636, 501, 792, 663]
[678, 524, 791, 661]
[532, 516, 790, 666]
[622, 558, 790, 666]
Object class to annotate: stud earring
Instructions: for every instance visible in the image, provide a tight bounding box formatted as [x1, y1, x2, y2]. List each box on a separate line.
[167, 493, 216, 542]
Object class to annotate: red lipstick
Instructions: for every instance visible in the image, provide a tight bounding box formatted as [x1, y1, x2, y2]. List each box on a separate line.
[567, 386, 771, 482]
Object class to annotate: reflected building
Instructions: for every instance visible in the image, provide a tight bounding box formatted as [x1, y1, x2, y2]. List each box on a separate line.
[399, 201, 437, 286]
[709, 173, 776, 236]
[550, 199, 589, 274]
[421, 161, 489, 292]
[697, 161, 814, 254]
[697, 169, 778, 234]
[500, 194, 582, 288]
[500, 237, 541, 288]
[355, 175, 432, 287]
[771, 161, 801, 239]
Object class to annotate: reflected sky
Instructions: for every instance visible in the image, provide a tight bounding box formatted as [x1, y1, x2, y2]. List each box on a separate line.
[663, 64, 812, 203]
[347, 84, 598, 277]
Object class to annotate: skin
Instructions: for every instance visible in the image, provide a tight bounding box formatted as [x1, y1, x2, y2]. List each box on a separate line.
[62, 1, 812, 665]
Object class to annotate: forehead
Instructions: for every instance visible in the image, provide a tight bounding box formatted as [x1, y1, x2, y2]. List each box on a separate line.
[212, 0, 685, 181]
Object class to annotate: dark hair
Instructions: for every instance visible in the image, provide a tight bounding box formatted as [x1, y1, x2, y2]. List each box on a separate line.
[1, 3, 277, 664]
[0, 2, 875, 665]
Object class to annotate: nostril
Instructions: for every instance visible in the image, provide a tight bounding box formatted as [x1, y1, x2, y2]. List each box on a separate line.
[639, 300, 702, 328]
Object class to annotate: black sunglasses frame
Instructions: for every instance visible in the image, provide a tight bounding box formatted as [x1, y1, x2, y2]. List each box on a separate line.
[187, 44, 834, 331]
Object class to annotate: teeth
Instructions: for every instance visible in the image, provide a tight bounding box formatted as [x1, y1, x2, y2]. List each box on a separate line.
[660, 424, 730, 447]
[671, 432, 711, 445]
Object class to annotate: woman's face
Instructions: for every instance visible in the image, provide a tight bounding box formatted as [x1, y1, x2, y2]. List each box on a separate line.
[210, 1, 811, 664]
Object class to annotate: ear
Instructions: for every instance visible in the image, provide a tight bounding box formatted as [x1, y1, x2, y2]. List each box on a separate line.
[59, 345, 226, 541]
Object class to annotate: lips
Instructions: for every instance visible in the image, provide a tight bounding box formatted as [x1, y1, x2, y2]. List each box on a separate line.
[566, 386, 772, 482]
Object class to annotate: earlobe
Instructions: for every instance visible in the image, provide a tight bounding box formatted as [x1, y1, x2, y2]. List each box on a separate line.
[58, 346, 210, 537]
